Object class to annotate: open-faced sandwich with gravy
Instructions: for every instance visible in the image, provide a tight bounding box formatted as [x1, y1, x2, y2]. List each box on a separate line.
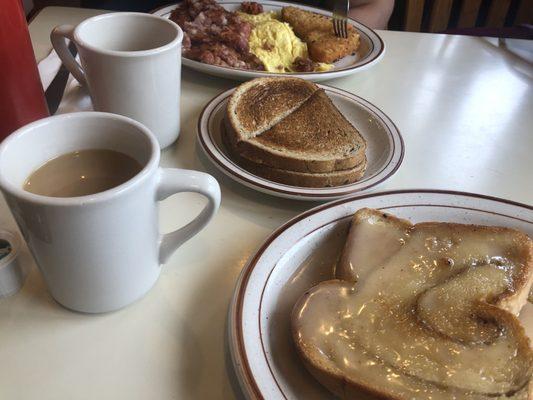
[223, 77, 367, 187]
[292, 208, 533, 399]
[169, 0, 360, 72]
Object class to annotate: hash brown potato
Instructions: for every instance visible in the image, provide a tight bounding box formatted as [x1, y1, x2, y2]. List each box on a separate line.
[282, 6, 360, 63]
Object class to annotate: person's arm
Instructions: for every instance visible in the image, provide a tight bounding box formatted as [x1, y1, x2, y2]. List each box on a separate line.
[348, 0, 394, 30]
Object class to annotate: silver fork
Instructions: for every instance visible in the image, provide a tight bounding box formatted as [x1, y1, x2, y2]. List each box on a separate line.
[332, 0, 349, 38]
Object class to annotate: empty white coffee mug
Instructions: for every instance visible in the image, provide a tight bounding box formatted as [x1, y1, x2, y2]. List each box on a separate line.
[51, 13, 182, 149]
[0, 112, 221, 313]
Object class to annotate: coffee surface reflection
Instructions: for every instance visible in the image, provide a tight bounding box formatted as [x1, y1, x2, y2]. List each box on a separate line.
[24, 149, 142, 197]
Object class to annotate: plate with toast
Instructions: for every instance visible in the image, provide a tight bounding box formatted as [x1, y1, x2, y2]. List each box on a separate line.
[228, 189, 533, 399]
[197, 77, 403, 200]
[152, 0, 384, 81]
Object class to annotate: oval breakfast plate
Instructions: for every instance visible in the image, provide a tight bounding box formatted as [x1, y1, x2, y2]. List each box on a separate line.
[197, 84, 404, 201]
[227, 189, 533, 399]
[151, 0, 384, 82]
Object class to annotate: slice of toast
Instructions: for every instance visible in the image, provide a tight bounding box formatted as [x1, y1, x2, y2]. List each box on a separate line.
[292, 208, 533, 399]
[226, 80, 366, 174]
[222, 125, 366, 187]
[226, 77, 318, 140]
[282, 6, 360, 63]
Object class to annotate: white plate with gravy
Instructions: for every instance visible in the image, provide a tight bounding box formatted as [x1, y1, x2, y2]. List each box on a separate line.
[228, 190, 533, 399]
[197, 84, 404, 201]
[151, 0, 384, 82]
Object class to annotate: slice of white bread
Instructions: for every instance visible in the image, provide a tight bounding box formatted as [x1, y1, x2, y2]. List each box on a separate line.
[225, 78, 366, 174]
[292, 208, 533, 399]
[222, 125, 366, 187]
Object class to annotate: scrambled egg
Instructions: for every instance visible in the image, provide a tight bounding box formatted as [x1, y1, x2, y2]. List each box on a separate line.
[238, 11, 333, 73]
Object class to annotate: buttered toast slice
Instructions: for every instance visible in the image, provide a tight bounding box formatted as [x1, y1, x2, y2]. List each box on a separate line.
[292, 208, 533, 400]
[282, 6, 360, 64]
[226, 79, 366, 174]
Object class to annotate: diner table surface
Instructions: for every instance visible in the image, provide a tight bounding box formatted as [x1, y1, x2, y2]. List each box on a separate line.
[0, 6, 532, 400]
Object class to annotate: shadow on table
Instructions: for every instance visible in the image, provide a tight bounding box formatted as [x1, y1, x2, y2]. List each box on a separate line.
[195, 142, 315, 230]
[167, 236, 249, 399]
[475, 37, 533, 82]
[225, 324, 248, 400]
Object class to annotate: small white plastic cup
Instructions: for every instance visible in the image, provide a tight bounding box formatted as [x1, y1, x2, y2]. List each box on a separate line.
[0, 230, 25, 298]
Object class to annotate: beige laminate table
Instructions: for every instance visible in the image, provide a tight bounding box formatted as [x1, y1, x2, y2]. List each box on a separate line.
[0, 6, 532, 399]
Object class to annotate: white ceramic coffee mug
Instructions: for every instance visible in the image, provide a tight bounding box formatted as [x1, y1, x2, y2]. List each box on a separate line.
[0, 112, 221, 313]
[51, 13, 182, 149]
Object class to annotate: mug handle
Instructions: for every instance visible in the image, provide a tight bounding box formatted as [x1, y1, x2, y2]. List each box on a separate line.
[50, 25, 87, 85]
[156, 169, 221, 264]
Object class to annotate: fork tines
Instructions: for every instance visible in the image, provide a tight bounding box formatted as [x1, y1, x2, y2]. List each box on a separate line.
[333, 16, 348, 39]
[332, 0, 349, 39]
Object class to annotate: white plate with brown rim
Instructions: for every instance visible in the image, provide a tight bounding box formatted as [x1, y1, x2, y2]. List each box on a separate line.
[197, 84, 404, 201]
[151, 0, 384, 82]
[227, 189, 533, 399]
